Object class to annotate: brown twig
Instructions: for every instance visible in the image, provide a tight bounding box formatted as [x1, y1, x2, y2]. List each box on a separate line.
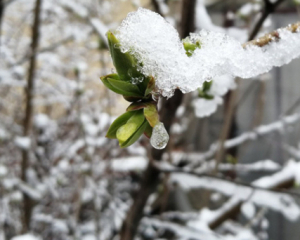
[21, 0, 42, 233]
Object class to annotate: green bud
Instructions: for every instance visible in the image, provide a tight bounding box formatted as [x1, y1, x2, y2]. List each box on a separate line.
[183, 40, 201, 57]
[116, 109, 147, 148]
[106, 111, 135, 139]
[100, 74, 143, 97]
[107, 31, 143, 82]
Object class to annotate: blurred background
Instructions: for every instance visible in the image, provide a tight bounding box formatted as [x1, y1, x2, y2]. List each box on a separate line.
[1, 0, 300, 240]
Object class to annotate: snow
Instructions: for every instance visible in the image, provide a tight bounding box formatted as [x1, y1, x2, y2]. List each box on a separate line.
[34, 114, 50, 129]
[89, 18, 109, 47]
[0, 165, 8, 177]
[0, 127, 10, 140]
[82, 235, 97, 240]
[17, 181, 43, 201]
[143, 217, 220, 240]
[52, 219, 69, 233]
[14, 136, 31, 150]
[261, 219, 269, 229]
[170, 166, 300, 221]
[193, 96, 222, 118]
[116, 8, 300, 97]
[155, 0, 169, 15]
[238, 3, 261, 17]
[219, 159, 281, 172]
[195, 0, 247, 42]
[111, 156, 148, 172]
[241, 202, 256, 219]
[11, 234, 40, 240]
[150, 122, 169, 150]
[60, 0, 88, 18]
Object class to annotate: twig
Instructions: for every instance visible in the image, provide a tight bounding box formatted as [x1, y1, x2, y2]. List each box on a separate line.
[21, 0, 42, 232]
[153, 161, 300, 198]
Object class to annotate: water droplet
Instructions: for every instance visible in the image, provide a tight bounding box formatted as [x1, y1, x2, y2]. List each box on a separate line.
[111, 68, 115, 73]
[150, 122, 169, 150]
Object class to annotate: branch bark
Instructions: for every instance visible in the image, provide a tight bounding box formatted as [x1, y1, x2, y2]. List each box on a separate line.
[21, 0, 42, 233]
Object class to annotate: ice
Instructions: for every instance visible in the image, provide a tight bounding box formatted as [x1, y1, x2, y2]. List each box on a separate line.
[116, 8, 300, 98]
[150, 122, 169, 150]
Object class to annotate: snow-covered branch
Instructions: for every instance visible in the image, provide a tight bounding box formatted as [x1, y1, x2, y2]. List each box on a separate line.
[115, 8, 300, 97]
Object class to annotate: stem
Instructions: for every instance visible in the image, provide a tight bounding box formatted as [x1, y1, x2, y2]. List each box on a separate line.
[119, 1, 195, 238]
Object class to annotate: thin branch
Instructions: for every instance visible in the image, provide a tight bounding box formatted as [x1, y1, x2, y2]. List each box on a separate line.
[244, 21, 300, 48]
[171, 112, 300, 166]
[21, 0, 42, 232]
[155, 165, 300, 198]
[249, 0, 286, 40]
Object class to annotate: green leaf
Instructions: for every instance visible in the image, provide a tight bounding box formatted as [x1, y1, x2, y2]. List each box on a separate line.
[116, 110, 146, 148]
[100, 74, 126, 95]
[202, 81, 213, 92]
[144, 121, 153, 138]
[198, 91, 214, 100]
[144, 102, 159, 127]
[119, 120, 148, 148]
[108, 78, 143, 97]
[107, 31, 144, 82]
[106, 111, 134, 139]
[123, 95, 143, 102]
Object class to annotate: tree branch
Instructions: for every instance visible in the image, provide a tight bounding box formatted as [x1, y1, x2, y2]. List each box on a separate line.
[244, 21, 300, 48]
[21, 0, 42, 232]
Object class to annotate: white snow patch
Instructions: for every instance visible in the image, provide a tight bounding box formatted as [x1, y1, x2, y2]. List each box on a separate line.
[34, 114, 50, 129]
[11, 234, 40, 240]
[111, 156, 148, 172]
[241, 202, 256, 219]
[0, 165, 8, 177]
[14, 136, 31, 150]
